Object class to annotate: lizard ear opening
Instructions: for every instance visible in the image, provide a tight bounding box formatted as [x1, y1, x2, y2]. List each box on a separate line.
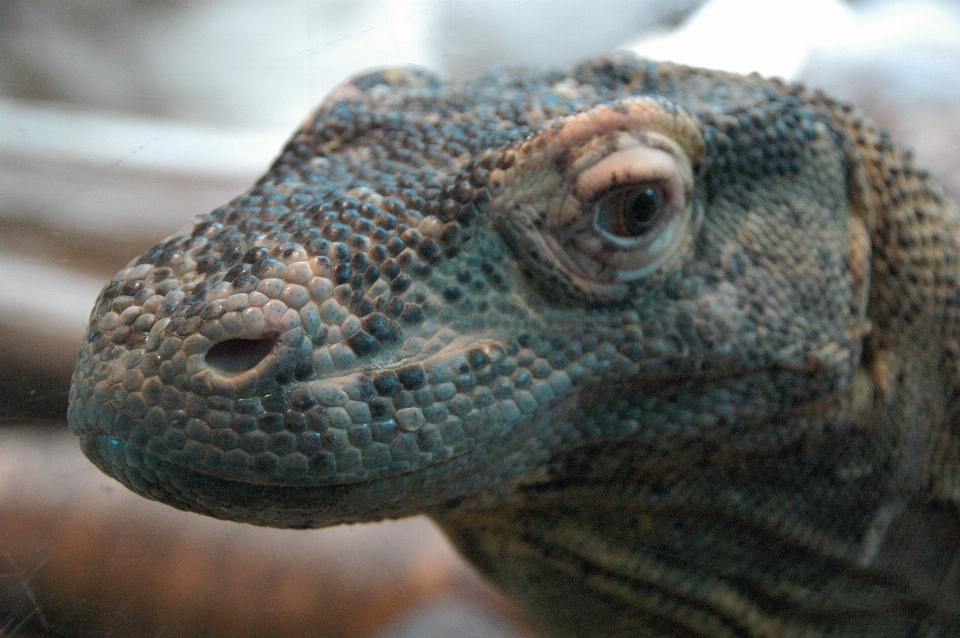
[490, 97, 704, 303]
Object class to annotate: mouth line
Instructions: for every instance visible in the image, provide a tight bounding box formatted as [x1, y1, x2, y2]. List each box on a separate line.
[193, 331, 494, 393]
[79, 434, 430, 527]
[81, 420, 515, 528]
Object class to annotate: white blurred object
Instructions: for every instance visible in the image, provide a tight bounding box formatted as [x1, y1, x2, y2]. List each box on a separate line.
[622, 0, 960, 197]
[799, 0, 960, 197]
[625, 0, 856, 78]
[1, 0, 437, 129]
[0, 0, 440, 238]
[434, 0, 705, 77]
[801, 0, 960, 102]
[0, 98, 284, 176]
[0, 97, 284, 238]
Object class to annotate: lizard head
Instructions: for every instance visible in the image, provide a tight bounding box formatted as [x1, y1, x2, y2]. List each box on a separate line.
[67, 57, 871, 527]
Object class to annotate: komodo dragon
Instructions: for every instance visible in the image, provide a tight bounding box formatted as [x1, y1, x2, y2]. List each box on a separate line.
[67, 54, 960, 637]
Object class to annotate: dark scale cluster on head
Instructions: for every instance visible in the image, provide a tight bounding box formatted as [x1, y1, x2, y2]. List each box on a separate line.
[699, 94, 824, 200]
[572, 56, 684, 99]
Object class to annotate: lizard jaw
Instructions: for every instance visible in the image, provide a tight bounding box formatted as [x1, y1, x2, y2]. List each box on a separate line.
[78, 432, 450, 527]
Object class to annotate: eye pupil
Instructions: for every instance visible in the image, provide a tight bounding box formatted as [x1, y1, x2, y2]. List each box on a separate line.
[595, 185, 666, 238]
[623, 188, 663, 236]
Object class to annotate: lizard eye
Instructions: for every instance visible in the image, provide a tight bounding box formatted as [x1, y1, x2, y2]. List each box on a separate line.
[594, 183, 667, 239]
[542, 139, 700, 298]
[490, 97, 703, 302]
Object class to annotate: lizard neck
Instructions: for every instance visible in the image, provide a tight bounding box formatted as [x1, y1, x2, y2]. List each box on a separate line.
[433, 375, 958, 638]
[434, 414, 960, 637]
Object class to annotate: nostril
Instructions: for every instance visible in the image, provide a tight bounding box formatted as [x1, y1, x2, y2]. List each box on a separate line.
[205, 338, 275, 375]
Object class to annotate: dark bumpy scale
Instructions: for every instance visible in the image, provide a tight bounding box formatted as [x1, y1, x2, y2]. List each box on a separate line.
[69, 54, 960, 637]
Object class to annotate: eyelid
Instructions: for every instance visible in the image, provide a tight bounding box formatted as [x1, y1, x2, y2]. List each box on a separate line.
[574, 146, 684, 203]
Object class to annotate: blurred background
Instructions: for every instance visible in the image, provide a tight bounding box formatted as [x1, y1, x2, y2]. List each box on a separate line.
[1, 0, 958, 636]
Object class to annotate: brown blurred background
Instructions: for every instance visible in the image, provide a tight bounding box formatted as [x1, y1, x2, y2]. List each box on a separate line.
[1, 0, 958, 635]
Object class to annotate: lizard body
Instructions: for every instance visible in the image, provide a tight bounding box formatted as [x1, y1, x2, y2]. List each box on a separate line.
[68, 54, 960, 636]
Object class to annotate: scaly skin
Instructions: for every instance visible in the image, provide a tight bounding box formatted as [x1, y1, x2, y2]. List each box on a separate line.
[68, 55, 960, 636]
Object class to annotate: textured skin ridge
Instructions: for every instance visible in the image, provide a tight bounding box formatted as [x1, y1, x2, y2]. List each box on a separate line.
[68, 55, 960, 636]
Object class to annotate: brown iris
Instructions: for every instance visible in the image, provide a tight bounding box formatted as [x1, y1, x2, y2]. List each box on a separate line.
[594, 184, 666, 238]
